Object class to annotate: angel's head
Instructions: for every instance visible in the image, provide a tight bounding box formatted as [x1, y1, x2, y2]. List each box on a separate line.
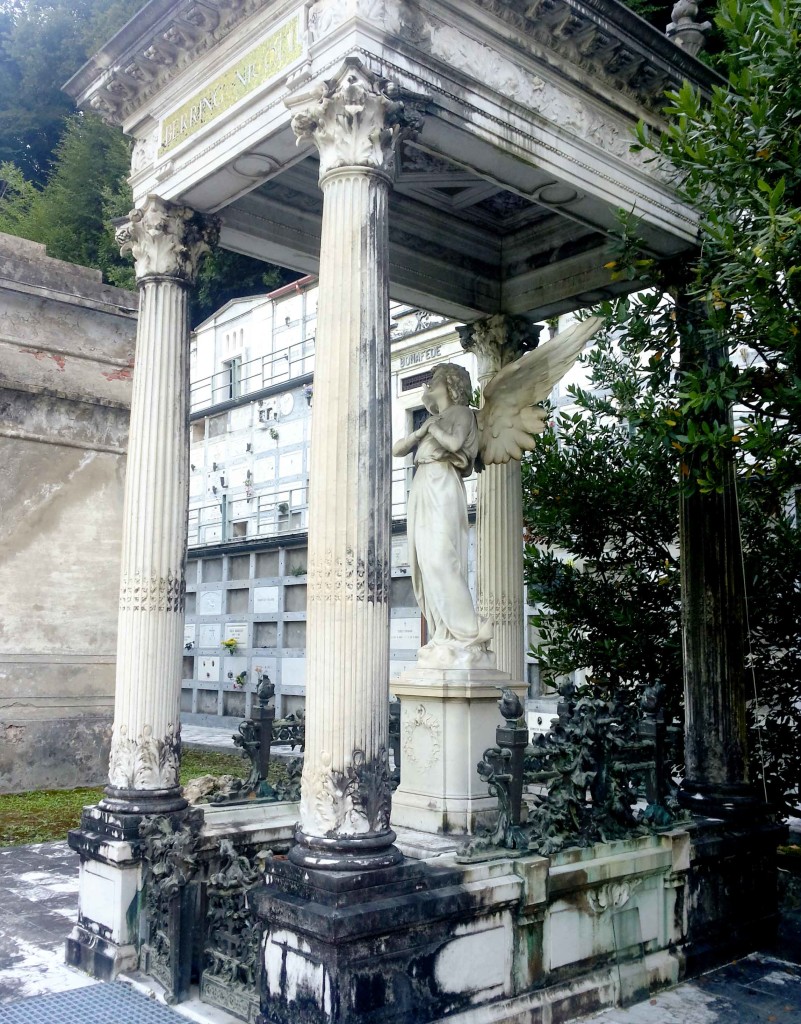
[424, 362, 473, 413]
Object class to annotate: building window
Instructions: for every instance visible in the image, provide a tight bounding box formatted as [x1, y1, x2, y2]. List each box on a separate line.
[223, 356, 242, 399]
[401, 369, 435, 392]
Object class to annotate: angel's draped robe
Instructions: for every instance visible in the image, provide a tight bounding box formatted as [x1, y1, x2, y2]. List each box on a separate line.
[408, 405, 493, 651]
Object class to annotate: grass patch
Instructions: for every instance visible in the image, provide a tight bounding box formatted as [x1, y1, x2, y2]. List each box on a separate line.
[0, 748, 252, 848]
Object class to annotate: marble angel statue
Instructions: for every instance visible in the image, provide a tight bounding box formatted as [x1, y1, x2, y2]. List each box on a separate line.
[392, 316, 602, 669]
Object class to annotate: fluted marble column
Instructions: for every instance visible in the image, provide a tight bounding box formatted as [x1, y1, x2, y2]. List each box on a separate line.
[459, 316, 542, 682]
[286, 59, 423, 869]
[103, 196, 218, 814]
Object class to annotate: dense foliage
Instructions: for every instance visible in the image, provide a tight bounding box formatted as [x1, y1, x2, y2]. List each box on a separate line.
[0, 0, 292, 320]
[525, 0, 801, 809]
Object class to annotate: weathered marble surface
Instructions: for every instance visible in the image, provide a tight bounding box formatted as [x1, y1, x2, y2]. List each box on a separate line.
[0, 234, 137, 793]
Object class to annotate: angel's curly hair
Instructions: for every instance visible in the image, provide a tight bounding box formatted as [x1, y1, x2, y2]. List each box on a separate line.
[430, 362, 473, 407]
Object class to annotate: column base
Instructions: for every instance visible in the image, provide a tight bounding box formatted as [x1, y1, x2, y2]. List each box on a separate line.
[677, 779, 767, 821]
[391, 667, 527, 835]
[65, 799, 192, 979]
[289, 827, 404, 872]
[250, 854, 521, 1024]
[683, 818, 787, 976]
[100, 785, 188, 817]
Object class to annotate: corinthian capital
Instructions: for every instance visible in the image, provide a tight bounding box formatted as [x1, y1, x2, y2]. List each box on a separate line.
[116, 195, 220, 282]
[458, 315, 543, 382]
[286, 57, 425, 180]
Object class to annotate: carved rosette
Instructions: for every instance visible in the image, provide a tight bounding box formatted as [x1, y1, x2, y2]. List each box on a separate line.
[286, 58, 424, 180]
[108, 722, 182, 790]
[116, 195, 220, 282]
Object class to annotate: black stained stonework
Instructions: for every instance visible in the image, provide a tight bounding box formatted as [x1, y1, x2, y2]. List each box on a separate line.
[249, 857, 517, 1024]
[683, 819, 787, 978]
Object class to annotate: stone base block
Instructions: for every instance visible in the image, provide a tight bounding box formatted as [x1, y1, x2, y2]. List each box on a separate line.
[250, 855, 522, 1024]
[64, 803, 158, 980]
[391, 667, 526, 834]
[684, 818, 786, 975]
[65, 923, 138, 981]
[425, 950, 680, 1024]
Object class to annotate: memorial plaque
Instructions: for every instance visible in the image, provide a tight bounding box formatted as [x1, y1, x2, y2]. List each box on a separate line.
[199, 590, 223, 616]
[278, 419, 303, 446]
[224, 622, 249, 646]
[198, 622, 222, 648]
[390, 617, 421, 647]
[281, 657, 306, 688]
[254, 456, 275, 482]
[254, 586, 280, 614]
[159, 12, 303, 154]
[392, 537, 409, 567]
[184, 624, 197, 648]
[279, 451, 303, 478]
[199, 657, 220, 682]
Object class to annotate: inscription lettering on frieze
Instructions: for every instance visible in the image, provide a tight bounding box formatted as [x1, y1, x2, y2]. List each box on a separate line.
[159, 13, 304, 155]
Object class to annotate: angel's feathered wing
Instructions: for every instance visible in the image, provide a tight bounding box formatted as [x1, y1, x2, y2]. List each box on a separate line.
[476, 316, 603, 465]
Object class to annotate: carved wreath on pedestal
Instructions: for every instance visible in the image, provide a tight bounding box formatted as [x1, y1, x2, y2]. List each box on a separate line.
[402, 704, 441, 771]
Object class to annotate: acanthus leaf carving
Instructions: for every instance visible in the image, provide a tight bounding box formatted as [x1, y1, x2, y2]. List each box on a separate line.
[459, 314, 542, 382]
[109, 721, 182, 790]
[299, 747, 394, 835]
[116, 194, 219, 282]
[586, 878, 642, 915]
[286, 58, 426, 179]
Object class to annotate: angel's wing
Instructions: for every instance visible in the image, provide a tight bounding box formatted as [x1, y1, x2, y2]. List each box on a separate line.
[476, 316, 603, 465]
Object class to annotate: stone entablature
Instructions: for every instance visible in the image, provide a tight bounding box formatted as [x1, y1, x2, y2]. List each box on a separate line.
[67, 0, 718, 130]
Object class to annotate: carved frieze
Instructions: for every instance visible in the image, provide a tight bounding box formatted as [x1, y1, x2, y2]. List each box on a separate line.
[478, 593, 524, 627]
[108, 722, 182, 790]
[119, 568, 185, 612]
[286, 58, 424, 179]
[116, 195, 219, 282]
[73, 0, 715, 136]
[130, 130, 161, 176]
[307, 548, 390, 603]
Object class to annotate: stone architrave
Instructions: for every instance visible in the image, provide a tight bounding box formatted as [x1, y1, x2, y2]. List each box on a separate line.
[285, 59, 424, 869]
[459, 315, 542, 682]
[102, 195, 219, 813]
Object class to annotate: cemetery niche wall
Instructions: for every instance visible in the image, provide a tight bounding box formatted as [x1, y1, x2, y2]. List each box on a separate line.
[63, 1, 783, 1022]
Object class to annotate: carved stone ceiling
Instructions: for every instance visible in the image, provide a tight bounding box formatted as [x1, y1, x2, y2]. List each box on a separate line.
[223, 141, 612, 319]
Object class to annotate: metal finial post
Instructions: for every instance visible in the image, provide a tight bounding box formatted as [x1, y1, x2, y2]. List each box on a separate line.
[495, 688, 528, 827]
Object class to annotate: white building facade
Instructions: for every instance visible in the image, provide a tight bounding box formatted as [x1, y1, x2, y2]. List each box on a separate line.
[182, 278, 482, 722]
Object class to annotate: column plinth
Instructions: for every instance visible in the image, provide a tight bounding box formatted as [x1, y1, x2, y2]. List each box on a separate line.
[286, 59, 424, 870]
[459, 316, 542, 682]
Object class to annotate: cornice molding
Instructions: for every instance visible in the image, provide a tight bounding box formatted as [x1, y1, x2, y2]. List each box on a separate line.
[64, 0, 720, 129]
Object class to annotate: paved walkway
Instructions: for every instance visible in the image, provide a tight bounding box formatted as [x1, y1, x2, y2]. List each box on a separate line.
[0, 839, 798, 1023]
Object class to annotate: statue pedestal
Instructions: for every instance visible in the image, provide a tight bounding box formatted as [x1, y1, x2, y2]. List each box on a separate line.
[390, 667, 527, 835]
